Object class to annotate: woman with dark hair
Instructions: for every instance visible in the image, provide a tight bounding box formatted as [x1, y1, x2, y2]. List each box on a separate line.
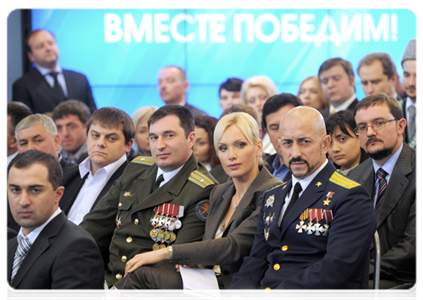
[193, 115, 220, 171]
[325, 110, 369, 175]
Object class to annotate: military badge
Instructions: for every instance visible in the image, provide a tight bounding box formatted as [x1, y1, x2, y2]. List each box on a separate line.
[265, 195, 275, 208]
[123, 191, 133, 197]
[264, 228, 270, 241]
[296, 209, 309, 233]
[324, 191, 334, 205]
[150, 203, 184, 250]
[115, 216, 122, 228]
[196, 200, 210, 222]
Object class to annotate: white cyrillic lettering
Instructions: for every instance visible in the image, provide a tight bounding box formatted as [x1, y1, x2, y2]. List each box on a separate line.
[364, 13, 389, 42]
[171, 13, 195, 43]
[341, 14, 362, 42]
[124, 13, 152, 43]
[255, 13, 280, 43]
[195, 14, 210, 43]
[314, 14, 342, 47]
[391, 13, 397, 41]
[104, 13, 122, 43]
[281, 14, 299, 42]
[234, 14, 254, 43]
[154, 14, 170, 43]
[210, 14, 226, 43]
[300, 14, 315, 42]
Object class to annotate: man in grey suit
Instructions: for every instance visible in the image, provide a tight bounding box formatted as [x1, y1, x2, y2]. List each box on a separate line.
[157, 66, 207, 117]
[7, 150, 104, 289]
[349, 93, 415, 289]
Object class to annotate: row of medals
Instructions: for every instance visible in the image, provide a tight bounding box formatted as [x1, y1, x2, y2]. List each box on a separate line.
[150, 214, 181, 250]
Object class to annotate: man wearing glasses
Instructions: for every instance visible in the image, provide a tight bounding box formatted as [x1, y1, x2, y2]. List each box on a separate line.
[349, 93, 415, 289]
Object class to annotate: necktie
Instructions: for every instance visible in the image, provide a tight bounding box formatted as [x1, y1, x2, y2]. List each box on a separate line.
[279, 182, 302, 226]
[375, 168, 388, 211]
[151, 174, 164, 192]
[408, 105, 416, 140]
[11, 236, 32, 282]
[48, 72, 66, 101]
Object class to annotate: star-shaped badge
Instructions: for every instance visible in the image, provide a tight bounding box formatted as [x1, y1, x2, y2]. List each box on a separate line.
[123, 191, 133, 197]
[324, 198, 331, 205]
[265, 195, 275, 208]
[316, 182, 322, 187]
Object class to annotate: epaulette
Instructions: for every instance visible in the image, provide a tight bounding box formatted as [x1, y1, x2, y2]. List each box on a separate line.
[131, 156, 155, 166]
[266, 182, 286, 192]
[189, 170, 215, 189]
[329, 171, 361, 189]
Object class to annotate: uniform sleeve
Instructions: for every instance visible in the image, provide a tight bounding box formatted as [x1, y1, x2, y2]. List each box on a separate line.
[79, 175, 123, 250]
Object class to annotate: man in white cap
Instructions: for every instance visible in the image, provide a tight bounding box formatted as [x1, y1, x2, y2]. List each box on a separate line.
[398, 39, 416, 148]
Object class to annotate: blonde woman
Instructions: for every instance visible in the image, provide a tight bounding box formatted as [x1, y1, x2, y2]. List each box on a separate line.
[122, 112, 282, 289]
[132, 106, 157, 156]
[298, 76, 329, 113]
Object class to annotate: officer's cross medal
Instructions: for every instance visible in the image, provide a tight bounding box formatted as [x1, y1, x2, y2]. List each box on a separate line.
[265, 195, 275, 208]
[296, 209, 309, 233]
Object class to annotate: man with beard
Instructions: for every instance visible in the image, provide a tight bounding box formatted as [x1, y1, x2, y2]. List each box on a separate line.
[398, 39, 416, 149]
[230, 106, 376, 289]
[349, 93, 415, 289]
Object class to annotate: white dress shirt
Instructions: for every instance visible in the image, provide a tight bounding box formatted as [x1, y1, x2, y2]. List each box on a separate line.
[67, 153, 127, 225]
[35, 64, 69, 97]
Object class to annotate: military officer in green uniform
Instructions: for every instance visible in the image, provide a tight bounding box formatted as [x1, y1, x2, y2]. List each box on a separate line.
[80, 105, 217, 289]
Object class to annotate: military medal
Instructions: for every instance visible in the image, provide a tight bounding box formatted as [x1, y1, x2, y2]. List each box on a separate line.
[115, 216, 122, 228]
[265, 195, 275, 208]
[264, 228, 269, 241]
[169, 232, 177, 242]
[150, 203, 184, 249]
[150, 228, 158, 239]
[296, 209, 309, 233]
[321, 210, 333, 236]
[153, 243, 160, 251]
[312, 209, 323, 236]
[324, 192, 334, 206]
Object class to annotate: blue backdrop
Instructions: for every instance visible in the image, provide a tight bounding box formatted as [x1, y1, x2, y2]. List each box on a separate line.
[32, 9, 416, 118]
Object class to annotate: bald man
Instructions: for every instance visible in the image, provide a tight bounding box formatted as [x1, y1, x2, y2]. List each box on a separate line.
[230, 107, 376, 289]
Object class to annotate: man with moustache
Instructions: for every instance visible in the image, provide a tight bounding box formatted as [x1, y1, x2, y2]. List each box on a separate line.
[397, 39, 416, 149]
[349, 93, 415, 289]
[230, 106, 376, 289]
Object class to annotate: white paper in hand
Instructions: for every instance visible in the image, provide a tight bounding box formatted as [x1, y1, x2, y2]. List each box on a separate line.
[180, 266, 221, 298]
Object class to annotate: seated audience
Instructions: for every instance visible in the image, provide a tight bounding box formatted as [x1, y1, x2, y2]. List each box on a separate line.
[79, 105, 217, 289]
[219, 78, 244, 110]
[297, 75, 328, 112]
[60, 107, 135, 225]
[325, 110, 368, 175]
[349, 93, 415, 289]
[211, 104, 261, 183]
[241, 75, 279, 156]
[230, 106, 376, 289]
[132, 106, 158, 156]
[122, 112, 282, 289]
[7, 102, 32, 167]
[262, 93, 303, 181]
[7, 150, 104, 289]
[194, 115, 220, 171]
[52, 100, 91, 164]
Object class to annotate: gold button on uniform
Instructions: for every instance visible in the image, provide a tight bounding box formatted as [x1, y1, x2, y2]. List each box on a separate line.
[126, 237, 133, 243]
[118, 203, 122, 207]
[116, 273, 122, 280]
[121, 256, 127, 262]
[273, 263, 280, 271]
[134, 219, 139, 225]
[265, 287, 271, 291]
[282, 245, 288, 251]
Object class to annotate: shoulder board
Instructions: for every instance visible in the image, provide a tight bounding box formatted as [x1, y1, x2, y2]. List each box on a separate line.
[329, 171, 361, 189]
[266, 182, 287, 192]
[189, 170, 215, 189]
[131, 156, 155, 166]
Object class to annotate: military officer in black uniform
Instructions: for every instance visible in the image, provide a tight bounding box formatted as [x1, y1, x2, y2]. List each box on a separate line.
[80, 105, 217, 289]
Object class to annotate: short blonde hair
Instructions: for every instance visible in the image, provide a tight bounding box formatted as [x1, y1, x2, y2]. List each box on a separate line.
[298, 76, 329, 111]
[132, 106, 158, 149]
[214, 112, 263, 165]
[241, 76, 278, 104]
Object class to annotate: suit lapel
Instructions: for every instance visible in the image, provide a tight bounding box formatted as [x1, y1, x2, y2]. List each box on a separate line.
[377, 145, 413, 227]
[7, 239, 18, 283]
[11, 213, 67, 288]
[280, 162, 334, 237]
[31, 68, 63, 106]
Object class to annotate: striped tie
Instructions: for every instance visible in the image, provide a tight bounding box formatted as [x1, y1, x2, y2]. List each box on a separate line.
[375, 168, 388, 210]
[11, 236, 32, 282]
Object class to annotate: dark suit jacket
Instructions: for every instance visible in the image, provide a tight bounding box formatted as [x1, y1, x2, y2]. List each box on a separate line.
[60, 160, 128, 215]
[183, 102, 207, 117]
[265, 153, 291, 182]
[230, 161, 376, 289]
[321, 98, 359, 119]
[348, 143, 416, 288]
[12, 68, 97, 114]
[171, 167, 282, 288]
[7, 212, 104, 289]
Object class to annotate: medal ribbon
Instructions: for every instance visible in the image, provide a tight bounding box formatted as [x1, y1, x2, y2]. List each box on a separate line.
[322, 210, 333, 224]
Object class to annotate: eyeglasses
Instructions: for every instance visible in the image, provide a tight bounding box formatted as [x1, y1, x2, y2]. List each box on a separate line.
[354, 119, 397, 134]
